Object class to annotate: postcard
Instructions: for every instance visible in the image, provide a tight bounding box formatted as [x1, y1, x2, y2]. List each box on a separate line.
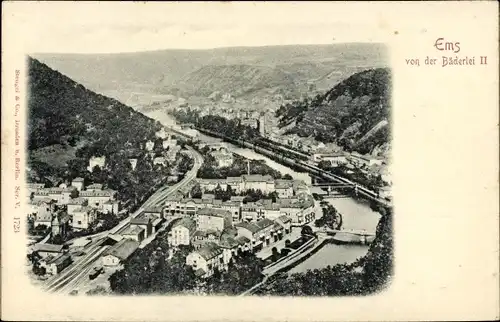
[1, 1, 498, 321]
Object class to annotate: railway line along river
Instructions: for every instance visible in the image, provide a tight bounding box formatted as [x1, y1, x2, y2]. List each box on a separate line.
[146, 110, 382, 273]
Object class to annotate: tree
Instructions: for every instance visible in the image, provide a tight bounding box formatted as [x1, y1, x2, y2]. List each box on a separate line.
[301, 225, 314, 236]
[27, 251, 41, 264]
[190, 183, 203, 199]
[318, 160, 331, 170]
[283, 174, 293, 180]
[70, 189, 79, 199]
[214, 184, 224, 200]
[32, 263, 46, 276]
[271, 247, 280, 262]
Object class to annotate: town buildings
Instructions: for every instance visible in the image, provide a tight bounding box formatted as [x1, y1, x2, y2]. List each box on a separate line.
[27, 178, 119, 233]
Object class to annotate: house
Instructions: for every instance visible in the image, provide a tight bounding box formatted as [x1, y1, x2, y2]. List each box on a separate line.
[241, 174, 275, 193]
[32, 243, 65, 258]
[145, 140, 155, 151]
[71, 177, 85, 191]
[196, 208, 232, 231]
[275, 215, 292, 235]
[40, 253, 72, 275]
[274, 180, 294, 198]
[79, 189, 117, 209]
[129, 158, 138, 171]
[169, 218, 197, 246]
[72, 207, 97, 230]
[261, 202, 282, 220]
[235, 218, 276, 250]
[101, 239, 140, 267]
[210, 149, 234, 168]
[241, 202, 265, 222]
[218, 234, 241, 257]
[87, 156, 106, 172]
[102, 200, 120, 215]
[121, 225, 145, 242]
[191, 230, 222, 250]
[67, 198, 89, 215]
[185, 242, 229, 278]
[130, 212, 162, 238]
[349, 152, 384, 167]
[220, 201, 241, 223]
[34, 199, 56, 227]
[144, 207, 163, 234]
[35, 187, 75, 205]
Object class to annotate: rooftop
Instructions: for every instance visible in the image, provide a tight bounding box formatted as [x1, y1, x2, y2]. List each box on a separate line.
[86, 183, 103, 190]
[275, 180, 293, 189]
[172, 218, 197, 233]
[276, 215, 292, 224]
[122, 225, 145, 236]
[192, 230, 222, 239]
[235, 236, 251, 245]
[33, 243, 64, 253]
[105, 239, 140, 261]
[80, 190, 116, 197]
[45, 253, 71, 266]
[242, 174, 274, 182]
[195, 242, 223, 260]
[197, 208, 231, 218]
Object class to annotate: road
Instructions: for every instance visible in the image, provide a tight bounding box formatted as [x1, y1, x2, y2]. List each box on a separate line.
[44, 147, 203, 294]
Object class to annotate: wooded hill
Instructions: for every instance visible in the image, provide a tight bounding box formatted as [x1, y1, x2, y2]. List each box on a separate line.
[276, 68, 391, 155]
[27, 57, 162, 183]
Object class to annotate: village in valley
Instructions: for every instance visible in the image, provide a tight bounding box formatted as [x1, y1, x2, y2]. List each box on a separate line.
[26, 40, 393, 296]
[26, 118, 390, 295]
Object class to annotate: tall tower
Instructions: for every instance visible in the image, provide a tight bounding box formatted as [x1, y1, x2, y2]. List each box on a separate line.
[51, 216, 60, 236]
[259, 112, 266, 136]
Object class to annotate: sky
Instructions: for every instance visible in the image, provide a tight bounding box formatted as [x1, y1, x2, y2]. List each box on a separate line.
[4, 2, 402, 54]
[4, 2, 483, 54]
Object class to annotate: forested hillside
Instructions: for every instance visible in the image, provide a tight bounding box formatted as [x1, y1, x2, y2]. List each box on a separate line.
[28, 57, 160, 152]
[27, 57, 162, 185]
[276, 68, 391, 155]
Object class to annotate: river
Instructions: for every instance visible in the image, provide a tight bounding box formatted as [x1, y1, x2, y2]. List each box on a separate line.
[145, 110, 381, 273]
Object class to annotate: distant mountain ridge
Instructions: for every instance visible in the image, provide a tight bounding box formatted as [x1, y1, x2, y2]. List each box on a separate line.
[172, 64, 297, 97]
[32, 43, 388, 102]
[276, 68, 391, 155]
